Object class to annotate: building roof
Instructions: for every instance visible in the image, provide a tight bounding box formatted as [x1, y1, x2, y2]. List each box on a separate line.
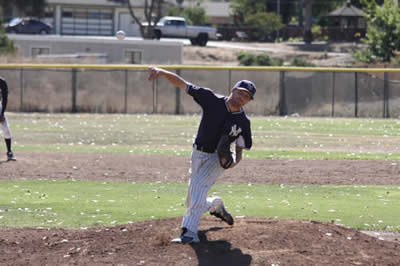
[47, 0, 175, 7]
[199, 2, 232, 17]
[327, 2, 364, 17]
[181, 2, 232, 18]
[47, 0, 121, 6]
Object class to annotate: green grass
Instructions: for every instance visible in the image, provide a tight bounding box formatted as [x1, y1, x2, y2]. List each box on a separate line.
[0, 181, 399, 231]
[8, 113, 400, 160]
[2, 113, 400, 231]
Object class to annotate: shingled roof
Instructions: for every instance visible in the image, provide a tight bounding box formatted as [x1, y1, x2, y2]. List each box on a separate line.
[327, 1, 364, 17]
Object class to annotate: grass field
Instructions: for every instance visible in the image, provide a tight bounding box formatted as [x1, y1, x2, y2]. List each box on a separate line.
[1, 181, 399, 231]
[1, 113, 400, 231]
[10, 113, 400, 160]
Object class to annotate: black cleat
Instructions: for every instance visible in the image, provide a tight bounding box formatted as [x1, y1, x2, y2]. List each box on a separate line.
[171, 227, 200, 244]
[210, 203, 234, 225]
[7, 151, 16, 161]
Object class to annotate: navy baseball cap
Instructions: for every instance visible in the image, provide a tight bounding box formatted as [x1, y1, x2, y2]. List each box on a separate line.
[234, 80, 256, 99]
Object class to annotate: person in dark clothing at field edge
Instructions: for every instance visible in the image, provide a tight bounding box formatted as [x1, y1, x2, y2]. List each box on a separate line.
[0, 77, 16, 161]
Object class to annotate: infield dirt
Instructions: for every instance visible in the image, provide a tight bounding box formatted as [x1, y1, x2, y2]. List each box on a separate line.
[1, 152, 400, 265]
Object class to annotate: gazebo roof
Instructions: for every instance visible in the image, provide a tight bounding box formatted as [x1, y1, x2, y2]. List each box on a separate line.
[327, 1, 364, 17]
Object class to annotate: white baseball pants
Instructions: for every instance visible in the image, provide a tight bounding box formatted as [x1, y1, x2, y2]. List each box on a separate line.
[0, 103, 11, 139]
[181, 147, 225, 234]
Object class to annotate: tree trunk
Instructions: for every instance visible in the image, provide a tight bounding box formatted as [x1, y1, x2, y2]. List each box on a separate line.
[304, 0, 312, 44]
[298, 0, 303, 27]
[125, 0, 164, 39]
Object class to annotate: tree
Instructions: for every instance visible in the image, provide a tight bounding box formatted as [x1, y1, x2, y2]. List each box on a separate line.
[108, 0, 164, 38]
[354, 0, 400, 63]
[245, 12, 284, 41]
[232, 0, 296, 25]
[302, 0, 351, 43]
[343, 0, 384, 9]
[0, 5, 15, 55]
[183, 7, 207, 25]
[304, 0, 312, 43]
[168, 6, 207, 25]
[232, 0, 270, 24]
[0, 0, 47, 20]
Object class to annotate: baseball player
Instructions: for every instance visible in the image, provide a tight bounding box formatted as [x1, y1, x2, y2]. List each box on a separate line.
[148, 67, 255, 244]
[0, 77, 16, 161]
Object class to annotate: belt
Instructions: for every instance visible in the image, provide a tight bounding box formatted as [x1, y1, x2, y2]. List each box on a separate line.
[193, 144, 215, 153]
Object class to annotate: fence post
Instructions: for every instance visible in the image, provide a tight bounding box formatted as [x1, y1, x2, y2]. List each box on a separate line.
[71, 68, 77, 113]
[354, 72, 358, 118]
[124, 69, 128, 114]
[279, 71, 287, 116]
[175, 69, 181, 114]
[228, 69, 232, 95]
[19, 68, 24, 112]
[383, 72, 389, 118]
[152, 78, 157, 113]
[331, 71, 335, 117]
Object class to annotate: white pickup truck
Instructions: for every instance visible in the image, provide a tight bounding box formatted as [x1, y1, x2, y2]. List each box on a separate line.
[153, 16, 217, 46]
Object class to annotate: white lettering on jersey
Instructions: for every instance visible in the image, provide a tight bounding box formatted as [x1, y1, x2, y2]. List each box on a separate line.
[229, 124, 242, 137]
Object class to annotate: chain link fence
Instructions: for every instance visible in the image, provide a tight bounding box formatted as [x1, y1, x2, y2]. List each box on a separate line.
[1, 65, 399, 118]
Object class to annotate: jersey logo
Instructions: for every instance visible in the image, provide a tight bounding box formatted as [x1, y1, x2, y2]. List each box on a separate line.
[229, 124, 242, 137]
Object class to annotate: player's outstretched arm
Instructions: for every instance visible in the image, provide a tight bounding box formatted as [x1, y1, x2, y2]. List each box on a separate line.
[148, 67, 188, 89]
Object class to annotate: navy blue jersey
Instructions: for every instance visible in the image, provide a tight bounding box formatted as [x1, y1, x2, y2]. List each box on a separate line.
[0, 77, 8, 114]
[186, 83, 252, 151]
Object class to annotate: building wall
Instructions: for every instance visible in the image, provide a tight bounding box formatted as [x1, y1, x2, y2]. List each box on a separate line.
[45, 0, 148, 36]
[8, 35, 183, 64]
[9, 0, 230, 37]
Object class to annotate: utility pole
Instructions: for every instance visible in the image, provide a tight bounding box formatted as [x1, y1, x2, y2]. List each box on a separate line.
[304, 0, 312, 44]
[276, 0, 280, 42]
[299, 0, 303, 27]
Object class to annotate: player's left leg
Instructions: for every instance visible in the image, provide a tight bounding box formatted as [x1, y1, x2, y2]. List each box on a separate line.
[208, 197, 234, 225]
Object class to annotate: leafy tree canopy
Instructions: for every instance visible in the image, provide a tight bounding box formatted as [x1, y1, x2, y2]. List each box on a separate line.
[168, 6, 208, 25]
[354, 0, 400, 63]
[245, 12, 284, 41]
[0, 0, 47, 19]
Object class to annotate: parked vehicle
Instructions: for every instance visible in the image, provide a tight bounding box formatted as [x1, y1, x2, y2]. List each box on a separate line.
[5, 18, 52, 34]
[153, 16, 217, 46]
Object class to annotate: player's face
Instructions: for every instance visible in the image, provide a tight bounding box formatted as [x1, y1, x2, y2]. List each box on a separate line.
[233, 88, 251, 106]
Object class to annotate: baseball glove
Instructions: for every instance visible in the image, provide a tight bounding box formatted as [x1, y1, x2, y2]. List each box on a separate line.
[217, 135, 234, 169]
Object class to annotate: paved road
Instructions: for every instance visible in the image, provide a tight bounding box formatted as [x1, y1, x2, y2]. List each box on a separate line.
[149, 38, 348, 56]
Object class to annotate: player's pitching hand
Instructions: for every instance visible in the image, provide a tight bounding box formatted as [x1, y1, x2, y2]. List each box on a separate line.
[148, 67, 161, 82]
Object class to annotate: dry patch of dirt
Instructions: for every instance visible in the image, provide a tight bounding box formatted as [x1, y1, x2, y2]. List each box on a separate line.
[183, 41, 359, 66]
[0, 217, 399, 265]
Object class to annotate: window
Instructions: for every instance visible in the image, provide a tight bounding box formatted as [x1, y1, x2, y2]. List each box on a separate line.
[125, 50, 142, 64]
[61, 7, 113, 35]
[358, 18, 366, 29]
[31, 47, 50, 57]
[44, 6, 54, 19]
[170, 20, 185, 26]
[175, 20, 185, 26]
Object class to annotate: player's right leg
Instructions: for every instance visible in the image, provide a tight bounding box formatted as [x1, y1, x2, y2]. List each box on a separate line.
[0, 114, 16, 161]
[173, 149, 224, 244]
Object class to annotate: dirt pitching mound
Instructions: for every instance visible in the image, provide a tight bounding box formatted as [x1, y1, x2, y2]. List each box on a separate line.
[1, 217, 399, 265]
[1, 152, 400, 265]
